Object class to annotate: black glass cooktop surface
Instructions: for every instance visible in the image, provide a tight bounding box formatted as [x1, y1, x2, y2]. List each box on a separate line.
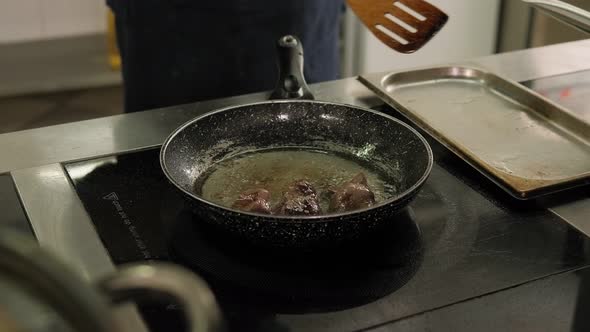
[64, 138, 590, 331]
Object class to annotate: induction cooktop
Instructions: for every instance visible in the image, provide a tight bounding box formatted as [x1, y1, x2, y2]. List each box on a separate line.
[60, 71, 590, 332]
[64, 131, 590, 332]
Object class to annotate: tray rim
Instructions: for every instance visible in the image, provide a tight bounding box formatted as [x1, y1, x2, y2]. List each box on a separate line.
[359, 65, 590, 200]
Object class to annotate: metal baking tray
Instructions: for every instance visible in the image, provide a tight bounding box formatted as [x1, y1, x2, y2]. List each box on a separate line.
[360, 66, 590, 200]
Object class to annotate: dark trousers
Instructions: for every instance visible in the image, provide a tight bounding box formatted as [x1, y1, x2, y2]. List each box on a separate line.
[107, 0, 344, 113]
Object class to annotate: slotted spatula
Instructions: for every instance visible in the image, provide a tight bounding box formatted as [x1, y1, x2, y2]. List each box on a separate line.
[347, 0, 449, 53]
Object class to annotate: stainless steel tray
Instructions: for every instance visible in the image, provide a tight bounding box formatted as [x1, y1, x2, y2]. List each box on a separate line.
[360, 66, 590, 199]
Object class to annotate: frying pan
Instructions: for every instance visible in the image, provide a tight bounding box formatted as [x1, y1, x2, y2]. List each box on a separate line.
[160, 35, 433, 249]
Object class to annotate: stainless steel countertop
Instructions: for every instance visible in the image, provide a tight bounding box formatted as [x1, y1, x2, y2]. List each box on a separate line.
[2, 40, 590, 331]
[2, 39, 590, 174]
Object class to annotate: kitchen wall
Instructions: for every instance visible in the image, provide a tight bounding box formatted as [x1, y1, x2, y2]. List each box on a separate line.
[0, 0, 107, 43]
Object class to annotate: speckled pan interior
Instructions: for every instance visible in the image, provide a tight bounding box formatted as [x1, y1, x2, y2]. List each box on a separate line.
[161, 100, 433, 248]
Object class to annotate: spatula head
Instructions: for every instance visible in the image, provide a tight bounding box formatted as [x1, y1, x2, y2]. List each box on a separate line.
[347, 0, 448, 53]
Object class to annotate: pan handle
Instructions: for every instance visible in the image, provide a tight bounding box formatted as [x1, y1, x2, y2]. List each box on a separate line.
[269, 35, 315, 100]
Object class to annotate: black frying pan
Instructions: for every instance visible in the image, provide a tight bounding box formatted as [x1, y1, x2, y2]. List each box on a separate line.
[160, 35, 433, 249]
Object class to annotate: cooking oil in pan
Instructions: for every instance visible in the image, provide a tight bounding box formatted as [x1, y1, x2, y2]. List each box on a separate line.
[195, 148, 398, 212]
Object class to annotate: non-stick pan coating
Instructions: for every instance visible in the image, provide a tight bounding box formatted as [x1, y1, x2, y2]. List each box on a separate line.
[161, 100, 433, 248]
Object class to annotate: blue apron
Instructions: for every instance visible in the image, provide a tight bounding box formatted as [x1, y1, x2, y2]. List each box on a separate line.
[107, 0, 344, 112]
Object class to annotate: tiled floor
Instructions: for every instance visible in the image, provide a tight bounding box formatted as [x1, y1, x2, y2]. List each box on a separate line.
[0, 85, 123, 134]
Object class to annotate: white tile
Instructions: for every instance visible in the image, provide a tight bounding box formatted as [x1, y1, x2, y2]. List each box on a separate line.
[0, 0, 43, 43]
[41, 0, 107, 39]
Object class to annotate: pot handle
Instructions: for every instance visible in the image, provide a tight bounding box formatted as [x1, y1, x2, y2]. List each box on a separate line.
[99, 263, 223, 332]
[269, 35, 315, 100]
